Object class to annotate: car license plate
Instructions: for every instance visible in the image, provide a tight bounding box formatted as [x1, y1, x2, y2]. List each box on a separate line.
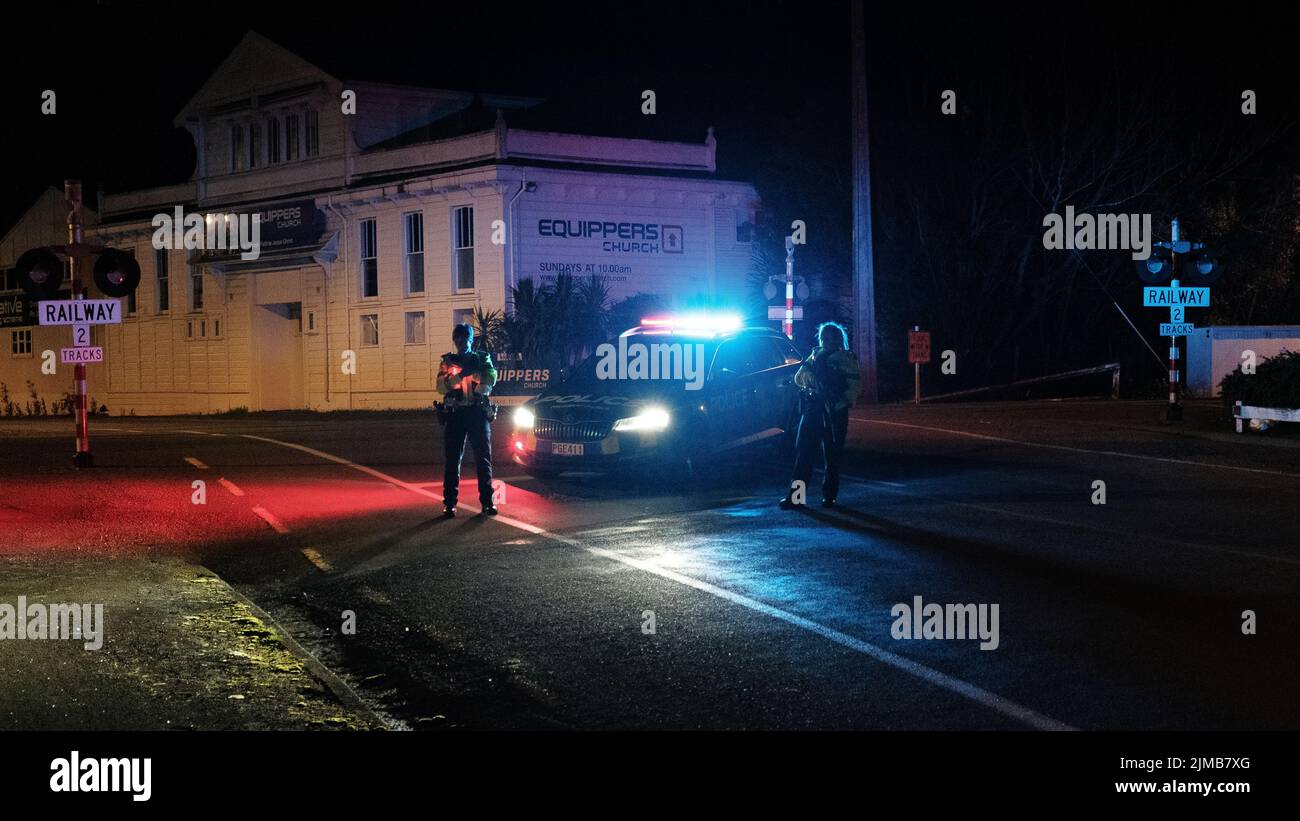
[551, 442, 584, 456]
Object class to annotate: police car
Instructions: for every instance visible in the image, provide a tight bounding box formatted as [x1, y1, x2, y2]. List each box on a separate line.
[509, 315, 804, 476]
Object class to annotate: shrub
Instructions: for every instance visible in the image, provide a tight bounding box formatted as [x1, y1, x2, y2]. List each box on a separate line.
[1220, 349, 1300, 411]
[25, 381, 46, 417]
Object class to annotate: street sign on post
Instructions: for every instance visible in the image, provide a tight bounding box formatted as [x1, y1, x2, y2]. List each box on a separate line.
[908, 329, 931, 364]
[37, 299, 121, 325]
[60, 347, 103, 364]
[1142, 287, 1209, 308]
[908, 327, 931, 404]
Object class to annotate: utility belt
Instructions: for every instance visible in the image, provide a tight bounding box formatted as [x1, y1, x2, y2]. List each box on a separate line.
[799, 388, 847, 416]
[434, 392, 498, 425]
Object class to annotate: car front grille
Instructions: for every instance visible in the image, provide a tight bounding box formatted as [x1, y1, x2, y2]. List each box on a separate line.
[534, 419, 613, 442]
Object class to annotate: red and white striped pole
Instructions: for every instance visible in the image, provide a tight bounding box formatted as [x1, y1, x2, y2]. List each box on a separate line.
[1166, 218, 1183, 423]
[66, 180, 93, 467]
[784, 237, 795, 339]
[1167, 283, 1181, 422]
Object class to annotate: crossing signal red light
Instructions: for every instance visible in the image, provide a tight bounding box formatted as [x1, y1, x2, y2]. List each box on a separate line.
[92, 248, 141, 298]
[14, 247, 64, 298]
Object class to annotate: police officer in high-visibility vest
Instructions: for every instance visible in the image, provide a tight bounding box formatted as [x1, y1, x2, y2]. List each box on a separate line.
[780, 321, 862, 509]
[436, 323, 499, 517]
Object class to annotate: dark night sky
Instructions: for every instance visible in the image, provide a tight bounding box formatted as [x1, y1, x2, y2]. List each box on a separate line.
[4, 2, 1297, 396]
[2, 2, 850, 211]
[4, 2, 1295, 248]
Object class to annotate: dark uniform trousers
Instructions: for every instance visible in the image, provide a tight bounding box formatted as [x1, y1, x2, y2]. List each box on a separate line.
[791, 404, 850, 503]
[443, 405, 494, 508]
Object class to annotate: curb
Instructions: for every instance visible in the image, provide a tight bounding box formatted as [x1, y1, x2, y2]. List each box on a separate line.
[207, 571, 401, 731]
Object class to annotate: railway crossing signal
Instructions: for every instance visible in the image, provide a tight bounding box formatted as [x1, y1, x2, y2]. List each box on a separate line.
[15, 180, 139, 467]
[1135, 218, 1222, 422]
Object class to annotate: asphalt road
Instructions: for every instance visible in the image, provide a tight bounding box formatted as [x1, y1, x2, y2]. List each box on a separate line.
[2, 400, 1297, 730]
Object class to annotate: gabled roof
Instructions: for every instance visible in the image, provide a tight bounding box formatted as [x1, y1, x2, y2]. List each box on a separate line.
[172, 31, 543, 150]
[0, 188, 100, 266]
[174, 31, 336, 125]
[0, 187, 60, 248]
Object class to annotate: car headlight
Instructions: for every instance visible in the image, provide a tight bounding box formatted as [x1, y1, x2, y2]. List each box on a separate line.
[513, 406, 535, 429]
[613, 407, 671, 432]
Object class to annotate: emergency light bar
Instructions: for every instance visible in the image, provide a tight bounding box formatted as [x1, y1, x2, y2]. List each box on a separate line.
[636, 313, 742, 337]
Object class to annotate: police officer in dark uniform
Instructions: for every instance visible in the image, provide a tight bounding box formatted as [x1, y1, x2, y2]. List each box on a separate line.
[436, 323, 499, 517]
[780, 321, 862, 509]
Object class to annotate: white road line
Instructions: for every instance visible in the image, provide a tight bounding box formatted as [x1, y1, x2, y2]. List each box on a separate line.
[240, 432, 1073, 731]
[251, 506, 290, 534]
[241, 435, 444, 500]
[851, 417, 1300, 479]
[184, 457, 209, 470]
[301, 548, 334, 572]
[218, 478, 245, 497]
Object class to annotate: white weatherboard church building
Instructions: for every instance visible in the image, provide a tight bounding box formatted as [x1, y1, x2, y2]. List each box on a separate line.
[0, 32, 760, 415]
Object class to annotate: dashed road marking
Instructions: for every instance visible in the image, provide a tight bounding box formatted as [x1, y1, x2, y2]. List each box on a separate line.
[252, 506, 290, 534]
[301, 548, 334, 572]
[240, 432, 1073, 731]
[184, 457, 209, 470]
[218, 478, 245, 497]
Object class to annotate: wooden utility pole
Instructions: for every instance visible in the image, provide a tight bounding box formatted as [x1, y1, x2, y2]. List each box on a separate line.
[850, 0, 879, 402]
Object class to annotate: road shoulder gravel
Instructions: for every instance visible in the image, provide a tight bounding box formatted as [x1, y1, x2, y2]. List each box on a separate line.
[0, 554, 384, 730]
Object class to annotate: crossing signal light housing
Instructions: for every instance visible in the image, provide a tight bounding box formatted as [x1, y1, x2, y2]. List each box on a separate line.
[1182, 253, 1223, 285]
[14, 247, 64, 298]
[92, 248, 141, 298]
[1135, 248, 1172, 284]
